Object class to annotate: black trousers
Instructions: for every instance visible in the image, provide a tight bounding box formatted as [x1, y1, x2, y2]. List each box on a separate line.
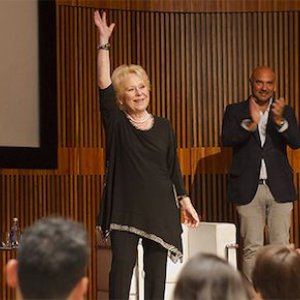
[109, 230, 168, 300]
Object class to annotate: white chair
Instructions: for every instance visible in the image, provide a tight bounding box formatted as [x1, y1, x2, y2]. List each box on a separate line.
[97, 222, 238, 300]
[164, 222, 238, 299]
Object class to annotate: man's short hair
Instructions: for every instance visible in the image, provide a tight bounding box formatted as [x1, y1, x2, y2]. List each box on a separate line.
[17, 217, 90, 300]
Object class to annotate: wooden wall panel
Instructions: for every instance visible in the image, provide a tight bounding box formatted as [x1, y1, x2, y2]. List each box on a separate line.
[57, 0, 300, 13]
[1, 1, 300, 299]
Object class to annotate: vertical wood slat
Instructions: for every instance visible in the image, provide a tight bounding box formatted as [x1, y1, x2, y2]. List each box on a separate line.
[1, 4, 300, 300]
[295, 15, 299, 117]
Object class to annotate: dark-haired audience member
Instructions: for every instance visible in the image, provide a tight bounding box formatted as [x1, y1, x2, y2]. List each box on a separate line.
[6, 217, 90, 300]
[252, 244, 300, 300]
[174, 253, 250, 300]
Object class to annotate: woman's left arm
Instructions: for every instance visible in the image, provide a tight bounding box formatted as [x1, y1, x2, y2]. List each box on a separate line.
[179, 196, 200, 228]
[167, 123, 200, 227]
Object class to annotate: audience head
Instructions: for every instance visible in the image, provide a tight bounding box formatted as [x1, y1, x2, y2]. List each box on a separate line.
[252, 244, 300, 300]
[174, 253, 250, 300]
[6, 216, 90, 300]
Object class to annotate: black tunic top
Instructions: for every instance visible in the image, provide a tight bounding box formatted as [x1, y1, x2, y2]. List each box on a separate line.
[97, 85, 185, 261]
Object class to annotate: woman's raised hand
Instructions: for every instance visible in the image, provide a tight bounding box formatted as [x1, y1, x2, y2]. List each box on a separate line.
[94, 10, 114, 88]
[94, 10, 115, 45]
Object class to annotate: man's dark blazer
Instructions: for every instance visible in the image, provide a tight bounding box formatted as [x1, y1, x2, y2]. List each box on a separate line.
[221, 98, 300, 205]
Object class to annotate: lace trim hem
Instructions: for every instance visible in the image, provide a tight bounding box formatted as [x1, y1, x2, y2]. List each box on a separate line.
[110, 223, 183, 263]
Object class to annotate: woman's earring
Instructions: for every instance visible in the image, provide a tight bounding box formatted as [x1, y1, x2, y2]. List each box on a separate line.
[119, 101, 124, 110]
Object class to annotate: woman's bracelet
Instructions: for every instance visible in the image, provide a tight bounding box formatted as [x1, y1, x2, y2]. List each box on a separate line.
[97, 42, 110, 51]
[177, 195, 188, 202]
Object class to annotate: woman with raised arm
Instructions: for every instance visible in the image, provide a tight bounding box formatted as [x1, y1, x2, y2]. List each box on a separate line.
[94, 10, 199, 300]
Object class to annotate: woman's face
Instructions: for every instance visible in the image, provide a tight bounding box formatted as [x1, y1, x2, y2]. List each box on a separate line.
[119, 73, 150, 115]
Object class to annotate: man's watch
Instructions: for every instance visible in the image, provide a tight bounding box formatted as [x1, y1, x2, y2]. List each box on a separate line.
[277, 119, 286, 128]
[278, 119, 286, 127]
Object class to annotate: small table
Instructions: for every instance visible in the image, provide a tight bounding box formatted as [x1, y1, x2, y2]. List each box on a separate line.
[0, 246, 18, 251]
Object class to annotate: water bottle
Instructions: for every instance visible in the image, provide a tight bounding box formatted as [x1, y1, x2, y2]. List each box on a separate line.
[10, 217, 21, 247]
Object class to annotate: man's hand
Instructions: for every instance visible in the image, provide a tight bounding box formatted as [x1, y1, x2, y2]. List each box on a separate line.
[271, 97, 285, 126]
[243, 97, 260, 131]
[249, 96, 261, 124]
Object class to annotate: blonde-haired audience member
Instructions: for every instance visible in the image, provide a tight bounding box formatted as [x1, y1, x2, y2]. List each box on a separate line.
[252, 245, 300, 300]
[174, 253, 250, 300]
